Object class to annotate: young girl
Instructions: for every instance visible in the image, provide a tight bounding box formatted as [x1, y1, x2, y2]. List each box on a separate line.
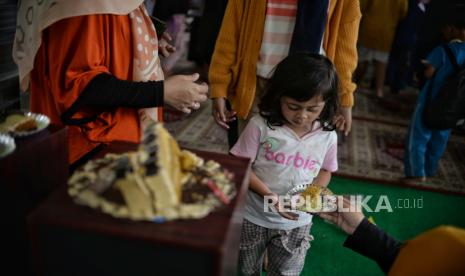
[230, 53, 339, 275]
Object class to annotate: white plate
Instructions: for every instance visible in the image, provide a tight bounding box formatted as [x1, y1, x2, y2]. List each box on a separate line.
[287, 184, 336, 212]
[287, 184, 311, 196]
[0, 133, 15, 158]
[0, 111, 50, 137]
[287, 184, 334, 196]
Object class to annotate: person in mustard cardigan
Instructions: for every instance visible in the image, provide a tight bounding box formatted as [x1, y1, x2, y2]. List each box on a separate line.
[355, 0, 408, 98]
[209, 0, 362, 146]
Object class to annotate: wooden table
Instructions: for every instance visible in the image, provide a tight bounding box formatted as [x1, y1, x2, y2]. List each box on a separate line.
[1, 124, 68, 195]
[29, 142, 251, 276]
[0, 124, 68, 275]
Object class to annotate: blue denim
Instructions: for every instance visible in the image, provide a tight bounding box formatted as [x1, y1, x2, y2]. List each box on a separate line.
[404, 89, 451, 177]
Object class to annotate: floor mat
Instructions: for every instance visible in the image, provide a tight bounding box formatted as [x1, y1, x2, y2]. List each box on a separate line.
[301, 177, 465, 276]
[352, 88, 416, 126]
[164, 101, 229, 154]
[337, 118, 465, 195]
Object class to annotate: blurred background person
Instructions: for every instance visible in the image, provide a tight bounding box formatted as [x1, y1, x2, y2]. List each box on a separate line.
[355, 0, 408, 99]
[386, 0, 430, 95]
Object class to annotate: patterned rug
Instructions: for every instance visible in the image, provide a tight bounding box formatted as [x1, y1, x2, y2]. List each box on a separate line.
[337, 118, 465, 195]
[164, 99, 465, 196]
[164, 101, 228, 154]
[352, 88, 416, 126]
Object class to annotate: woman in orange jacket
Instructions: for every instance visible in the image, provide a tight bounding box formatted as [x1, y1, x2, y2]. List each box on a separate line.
[13, 0, 208, 164]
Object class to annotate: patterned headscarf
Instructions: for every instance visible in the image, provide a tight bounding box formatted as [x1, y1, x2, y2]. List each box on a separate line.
[129, 5, 164, 125]
[14, 0, 143, 90]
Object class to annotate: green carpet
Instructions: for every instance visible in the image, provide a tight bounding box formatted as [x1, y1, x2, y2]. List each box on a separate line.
[300, 176, 465, 276]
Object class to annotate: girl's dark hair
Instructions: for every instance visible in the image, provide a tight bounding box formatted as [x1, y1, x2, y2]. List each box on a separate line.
[258, 52, 339, 130]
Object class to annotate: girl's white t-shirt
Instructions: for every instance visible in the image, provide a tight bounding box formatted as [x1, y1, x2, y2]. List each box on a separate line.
[231, 115, 338, 230]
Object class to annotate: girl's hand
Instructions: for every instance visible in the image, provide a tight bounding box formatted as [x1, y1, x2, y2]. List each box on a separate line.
[334, 107, 351, 136]
[266, 192, 299, 221]
[212, 97, 236, 129]
[334, 115, 345, 131]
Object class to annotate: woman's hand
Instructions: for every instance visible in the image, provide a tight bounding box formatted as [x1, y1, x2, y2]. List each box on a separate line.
[318, 196, 364, 235]
[212, 97, 236, 129]
[164, 73, 208, 113]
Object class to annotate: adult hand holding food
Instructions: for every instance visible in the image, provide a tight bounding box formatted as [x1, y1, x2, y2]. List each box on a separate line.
[318, 196, 364, 235]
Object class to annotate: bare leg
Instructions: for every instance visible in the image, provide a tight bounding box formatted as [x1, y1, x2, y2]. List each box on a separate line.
[263, 249, 268, 271]
[374, 60, 387, 98]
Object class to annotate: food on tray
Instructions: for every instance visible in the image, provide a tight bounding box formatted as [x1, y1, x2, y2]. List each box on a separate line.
[0, 113, 38, 133]
[68, 122, 236, 221]
[13, 118, 38, 132]
[3, 114, 25, 126]
[296, 184, 334, 212]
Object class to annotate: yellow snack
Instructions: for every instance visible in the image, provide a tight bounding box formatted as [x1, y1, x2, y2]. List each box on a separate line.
[298, 184, 333, 212]
[14, 118, 37, 132]
[301, 185, 323, 198]
[116, 177, 154, 220]
[5, 114, 26, 125]
[0, 114, 37, 132]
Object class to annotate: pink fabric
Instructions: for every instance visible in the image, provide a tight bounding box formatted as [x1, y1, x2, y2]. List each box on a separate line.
[231, 115, 338, 173]
[230, 115, 338, 229]
[256, 0, 298, 78]
[230, 120, 261, 161]
[322, 142, 338, 172]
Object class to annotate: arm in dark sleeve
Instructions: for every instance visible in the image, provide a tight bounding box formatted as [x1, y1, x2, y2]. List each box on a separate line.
[77, 73, 164, 108]
[343, 218, 403, 274]
[61, 73, 164, 124]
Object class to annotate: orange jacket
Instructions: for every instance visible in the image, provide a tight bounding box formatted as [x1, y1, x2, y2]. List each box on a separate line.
[209, 0, 361, 119]
[30, 14, 144, 164]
